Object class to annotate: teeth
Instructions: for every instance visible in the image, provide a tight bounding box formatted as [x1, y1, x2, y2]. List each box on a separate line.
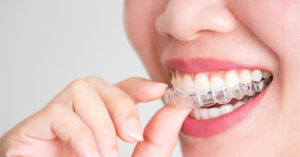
[208, 107, 221, 118]
[225, 70, 239, 89]
[181, 74, 193, 91]
[199, 108, 209, 120]
[234, 101, 244, 109]
[194, 73, 210, 90]
[251, 70, 262, 82]
[210, 76, 224, 90]
[171, 77, 176, 87]
[174, 76, 182, 88]
[190, 110, 201, 120]
[262, 71, 272, 79]
[171, 69, 271, 90]
[171, 69, 272, 120]
[189, 100, 248, 120]
[220, 104, 234, 115]
[239, 70, 252, 84]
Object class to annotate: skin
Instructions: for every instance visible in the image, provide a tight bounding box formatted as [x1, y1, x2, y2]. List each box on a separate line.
[0, 76, 191, 157]
[0, 0, 299, 157]
[124, 0, 300, 156]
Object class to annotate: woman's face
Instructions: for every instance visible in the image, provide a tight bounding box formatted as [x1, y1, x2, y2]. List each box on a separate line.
[124, 0, 299, 156]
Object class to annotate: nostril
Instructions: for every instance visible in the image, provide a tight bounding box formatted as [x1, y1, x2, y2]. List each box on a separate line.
[154, 1, 238, 41]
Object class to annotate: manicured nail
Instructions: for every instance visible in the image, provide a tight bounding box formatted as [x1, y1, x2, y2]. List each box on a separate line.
[129, 132, 144, 141]
[127, 118, 144, 141]
[157, 82, 168, 88]
[110, 150, 119, 157]
[148, 81, 168, 89]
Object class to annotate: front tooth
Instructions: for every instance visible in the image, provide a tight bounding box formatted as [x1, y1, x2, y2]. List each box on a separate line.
[239, 70, 252, 84]
[174, 76, 182, 88]
[190, 110, 201, 120]
[199, 108, 209, 120]
[171, 77, 176, 87]
[210, 76, 224, 90]
[194, 73, 210, 90]
[251, 70, 262, 82]
[181, 74, 193, 91]
[262, 71, 272, 78]
[234, 101, 244, 109]
[220, 104, 234, 115]
[208, 107, 221, 118]
[225, 70, 239, 89]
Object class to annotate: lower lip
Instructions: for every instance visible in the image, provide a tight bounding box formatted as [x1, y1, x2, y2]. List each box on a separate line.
[181, 88, 268, 138]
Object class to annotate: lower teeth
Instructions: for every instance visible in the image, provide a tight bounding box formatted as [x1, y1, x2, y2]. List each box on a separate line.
[189, 96, 254, 120]
[163, 77, 272, 109]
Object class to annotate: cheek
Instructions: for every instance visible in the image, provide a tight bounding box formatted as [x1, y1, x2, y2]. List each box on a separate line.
[229, 0, 299, 59]
[229, 0, 300, 115]
[124, 0, 166, 56]
[281, 0, 299, 8]
[124, 0, 152, 56]
[124, 0, 170, 81]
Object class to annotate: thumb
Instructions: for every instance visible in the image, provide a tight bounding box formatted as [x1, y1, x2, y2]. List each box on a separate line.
[132, 105, 191, 157]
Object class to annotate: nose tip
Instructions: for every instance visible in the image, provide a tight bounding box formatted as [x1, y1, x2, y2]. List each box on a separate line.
[155, 1, 238, 41]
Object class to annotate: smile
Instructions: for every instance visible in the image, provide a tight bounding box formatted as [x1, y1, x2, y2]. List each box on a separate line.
[164, 58, 273, 138]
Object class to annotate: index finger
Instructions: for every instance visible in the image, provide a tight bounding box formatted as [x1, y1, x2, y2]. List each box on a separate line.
[132, 105, 191, 157]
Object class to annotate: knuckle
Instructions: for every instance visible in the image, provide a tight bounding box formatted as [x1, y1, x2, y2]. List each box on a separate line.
[44, 102, 67, 117]
[69, 79, 93, 93]
[129, 76, 141, 81]
[85, 75, 102, 82]
[126, 76, 144, 83]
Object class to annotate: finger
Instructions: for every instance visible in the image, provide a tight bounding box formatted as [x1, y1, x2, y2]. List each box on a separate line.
[56, 79, 119, 157]
[132, 105, 191, 157]
[5, 103, 99, 157]
[46, 103, 100, 157]
[115, 77, 168, 103]
[86, 76, 149, 143]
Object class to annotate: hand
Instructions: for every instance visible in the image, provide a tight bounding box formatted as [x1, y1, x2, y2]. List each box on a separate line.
[0, 76, 191, 157]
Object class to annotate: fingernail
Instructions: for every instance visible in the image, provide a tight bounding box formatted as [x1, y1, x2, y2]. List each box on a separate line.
[127, 118, 144, 141]
[149, 82, 168, 89]
[147, 81, 168, 88]
[110, 150, 119, 157]
[157, 82, 168, 88]
[129, 132, 144, 141]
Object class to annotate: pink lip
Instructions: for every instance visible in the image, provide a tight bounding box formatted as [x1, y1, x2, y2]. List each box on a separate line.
[165, 58, 263, 73]
[164, 58, 270, 138]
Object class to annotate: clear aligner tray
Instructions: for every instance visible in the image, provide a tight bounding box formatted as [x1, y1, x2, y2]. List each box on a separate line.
[163, 77, 272, 109]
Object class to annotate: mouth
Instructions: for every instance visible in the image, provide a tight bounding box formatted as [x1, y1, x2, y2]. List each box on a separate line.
[165, 58, 273, 138]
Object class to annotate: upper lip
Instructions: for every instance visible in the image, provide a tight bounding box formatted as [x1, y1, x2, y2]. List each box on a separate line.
[164, 58, 267, 73]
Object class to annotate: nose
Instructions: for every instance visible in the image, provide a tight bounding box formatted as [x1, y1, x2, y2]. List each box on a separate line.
[155, 0, 238, 41]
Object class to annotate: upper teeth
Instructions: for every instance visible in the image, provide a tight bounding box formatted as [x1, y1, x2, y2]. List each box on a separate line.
[194, 73, 210, 90]
[169, 69, 272, 120]
[171, 69, 270, 91]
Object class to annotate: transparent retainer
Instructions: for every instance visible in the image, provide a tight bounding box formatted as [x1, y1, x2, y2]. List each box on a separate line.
[163, 77, 272, 109]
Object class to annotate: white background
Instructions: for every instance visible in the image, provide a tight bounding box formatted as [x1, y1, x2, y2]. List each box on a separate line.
[0, 0, 182, 156]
